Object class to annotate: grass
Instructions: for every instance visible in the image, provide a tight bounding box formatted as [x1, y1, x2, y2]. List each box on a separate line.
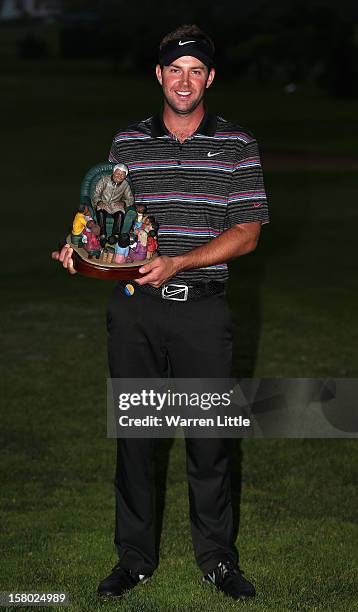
[0, 71, 357, 610]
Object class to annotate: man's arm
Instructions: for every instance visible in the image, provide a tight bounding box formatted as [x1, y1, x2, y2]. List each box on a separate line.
[135, 221, 261, 288]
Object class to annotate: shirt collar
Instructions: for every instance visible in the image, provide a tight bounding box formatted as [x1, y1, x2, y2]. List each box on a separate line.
[150, 109, 217, 138]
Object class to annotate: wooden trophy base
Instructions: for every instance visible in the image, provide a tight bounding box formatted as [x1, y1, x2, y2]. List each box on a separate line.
[67, 236, 154, 280]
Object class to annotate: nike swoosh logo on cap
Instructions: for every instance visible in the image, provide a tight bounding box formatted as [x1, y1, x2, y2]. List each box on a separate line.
[178, 40, 196, 46]
[207, 151, 224, 157]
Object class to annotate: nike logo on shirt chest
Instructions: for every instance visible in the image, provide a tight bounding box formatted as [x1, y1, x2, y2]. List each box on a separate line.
[207, 150, 224, 157]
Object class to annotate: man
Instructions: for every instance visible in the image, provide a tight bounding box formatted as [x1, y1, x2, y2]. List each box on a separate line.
[92, 163, 134, 245]
[52, 24, 269, 602]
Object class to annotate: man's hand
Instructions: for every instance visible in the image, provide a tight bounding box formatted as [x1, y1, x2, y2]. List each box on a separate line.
[136, 255, 177, 287]
[51, 244, 77, 275]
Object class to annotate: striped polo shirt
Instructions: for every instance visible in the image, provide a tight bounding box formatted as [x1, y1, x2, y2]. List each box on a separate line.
[109, 111, 269, 284]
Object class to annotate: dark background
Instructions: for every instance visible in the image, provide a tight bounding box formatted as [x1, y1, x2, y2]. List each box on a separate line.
[1, 2, 357, 611]
[3, 0, 358, 99]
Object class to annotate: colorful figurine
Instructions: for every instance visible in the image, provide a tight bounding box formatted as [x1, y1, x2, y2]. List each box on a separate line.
[142, 216, 159, 259]
[92, 164, 134, 247]
[126, 229, 148, 262]
[147, 229, 158, 259]
[81, 220, 101, 259]
[68, 162, 161, 271]
[71, 204, 92, 245]
[114, 233, 130, 264]
[133, 203, 147, 237]
[101, 235, 117, 264]
[143, 215, 158, 233]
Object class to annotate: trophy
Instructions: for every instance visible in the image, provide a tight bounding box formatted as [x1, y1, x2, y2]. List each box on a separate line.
[67, 162, 159, 280]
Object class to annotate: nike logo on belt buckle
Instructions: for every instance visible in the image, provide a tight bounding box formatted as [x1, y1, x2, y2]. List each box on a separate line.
[162, 284, 189, 301]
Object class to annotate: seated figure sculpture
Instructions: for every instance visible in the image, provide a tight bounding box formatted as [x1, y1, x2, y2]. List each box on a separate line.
[66, 161, 160, 278]
[92, 163, 134, 247]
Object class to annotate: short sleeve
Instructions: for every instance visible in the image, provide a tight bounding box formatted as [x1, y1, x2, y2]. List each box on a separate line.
[226, 139, 270, 228]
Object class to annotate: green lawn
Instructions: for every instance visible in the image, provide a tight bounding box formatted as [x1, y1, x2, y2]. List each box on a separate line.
[1, 71, 357, 611]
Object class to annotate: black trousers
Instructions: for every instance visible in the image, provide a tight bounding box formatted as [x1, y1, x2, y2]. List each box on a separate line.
[107, 284, 238, 575]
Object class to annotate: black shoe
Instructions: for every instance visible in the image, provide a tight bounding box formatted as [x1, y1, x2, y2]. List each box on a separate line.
[107, 234, 118, 245]
[97, 562, 150, 598]
[203, 560, 256, 600]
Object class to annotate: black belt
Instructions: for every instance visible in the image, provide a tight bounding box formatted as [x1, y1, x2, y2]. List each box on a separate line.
[118, 280, 227, 301]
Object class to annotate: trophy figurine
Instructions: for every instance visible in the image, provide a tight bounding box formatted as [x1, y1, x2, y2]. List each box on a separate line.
[93, 163, 134, 247]
[64, 162, 159, 280]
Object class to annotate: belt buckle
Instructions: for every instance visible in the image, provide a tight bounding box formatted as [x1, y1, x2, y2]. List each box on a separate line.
[161, 284, 189, 301]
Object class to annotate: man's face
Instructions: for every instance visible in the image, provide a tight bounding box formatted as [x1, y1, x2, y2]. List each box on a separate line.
[156, 56, 215, 115]
[113, 169, 126, 183]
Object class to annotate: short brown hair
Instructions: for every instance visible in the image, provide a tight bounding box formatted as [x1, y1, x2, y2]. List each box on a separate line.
[159, 24, 215, 54]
